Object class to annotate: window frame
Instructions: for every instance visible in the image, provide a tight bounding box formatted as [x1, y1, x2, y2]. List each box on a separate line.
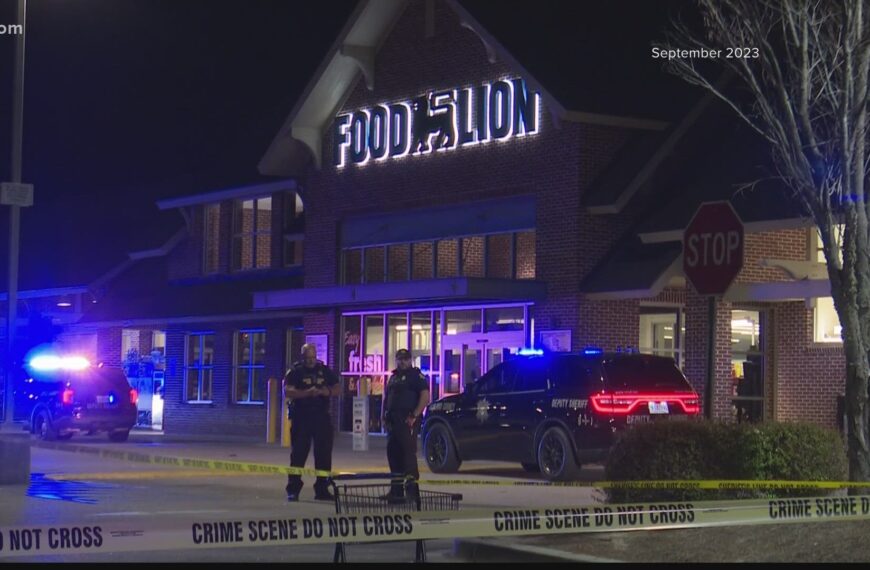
[283, 192, 304, 268]
[185, 332, 215, 404]
[813, 296, 843, 344]
[232, 196, 273, 272]
[233, 329, 267, 405]
[203, 203, 222, 275]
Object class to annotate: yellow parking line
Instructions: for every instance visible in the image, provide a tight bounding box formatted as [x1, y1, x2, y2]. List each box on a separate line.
[45, 470, 257, 481]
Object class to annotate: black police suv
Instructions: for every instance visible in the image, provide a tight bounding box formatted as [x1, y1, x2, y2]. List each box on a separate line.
[15, 362, 138, 442]
[421, 351, 700, 481]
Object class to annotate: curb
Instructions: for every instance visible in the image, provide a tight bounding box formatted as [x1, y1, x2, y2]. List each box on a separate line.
[453, 537, 623, 563]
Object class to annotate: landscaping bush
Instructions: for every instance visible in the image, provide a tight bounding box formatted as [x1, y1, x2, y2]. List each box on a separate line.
[604, 420, 847, 503]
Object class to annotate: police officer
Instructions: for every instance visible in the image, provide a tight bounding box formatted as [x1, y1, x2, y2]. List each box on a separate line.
[383, 348, 430, 500]
[284, 343, 340, 502]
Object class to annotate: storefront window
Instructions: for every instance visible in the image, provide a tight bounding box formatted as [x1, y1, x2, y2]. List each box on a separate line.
[486, 234, 512, 279]
[286, 327, 305, 370]
[122, 329, 140, 364]
[185, 333, 214, 402]
[731, 310, 764, 423]
[339, 317, 361, 432]
[344, 249, 363, 285]
[151, 331, 166, 370]
[387, 244, 410, 282]
[365, 246, 385, 283]
[639, 308, 683, 367]
[814, 296, 842, 343]
[437, 239, 459, 278]
[445, 309, 482, 335]
[516, 230, 536, 279]
[410, 312, 433, 373]
[485, 306, 524, 332]
[412, 242, 434, 280]
[387, 313, 409, 370]
[461, 237, 485, 278]
[234, 330, 266, 404]
[364, 315, 386, 431]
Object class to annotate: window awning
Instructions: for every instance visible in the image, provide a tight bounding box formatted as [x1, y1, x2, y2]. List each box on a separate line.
[340, 196, 535, 248]
[253, 277, 547, 310]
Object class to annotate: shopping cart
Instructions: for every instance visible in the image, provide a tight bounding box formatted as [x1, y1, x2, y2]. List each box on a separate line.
[330, 473, 463, 562]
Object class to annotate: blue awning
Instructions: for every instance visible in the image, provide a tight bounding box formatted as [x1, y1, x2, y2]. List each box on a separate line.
[340, 195, 535, 248]
[253, 277, 546, 310]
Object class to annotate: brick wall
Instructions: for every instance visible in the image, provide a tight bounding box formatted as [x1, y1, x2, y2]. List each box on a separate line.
[460, 236, 485, 278]
[412, 242, 434, 280]
[486, 234, 511, 279]
[774, 301, 845, 428]
[436, 239, 458, 278]
[388, 244, 411, 281]
[96, 327, 123, 368]
[575, 299, 639, 352]
[736, 228, 809, 284]
[300, 0, 636, 357]
[683, 292, 734, 420]
[302, 310, 343, 423]
[161, 320, 296, 438]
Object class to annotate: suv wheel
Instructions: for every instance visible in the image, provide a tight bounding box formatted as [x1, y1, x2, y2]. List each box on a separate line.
[423, 424, 462, 473]
[108, 429, 130, 442]
[537, 427, 581, 481]
[34, 411, 58, 441]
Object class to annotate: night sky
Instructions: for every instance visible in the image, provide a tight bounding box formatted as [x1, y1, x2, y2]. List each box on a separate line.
[0, 0, 357, 288]
[0, 0, 698, 290]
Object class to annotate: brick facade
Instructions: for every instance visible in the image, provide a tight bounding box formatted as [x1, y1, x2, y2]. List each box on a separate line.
[86, 0, 847, 438]
[774, 301, 845, 427]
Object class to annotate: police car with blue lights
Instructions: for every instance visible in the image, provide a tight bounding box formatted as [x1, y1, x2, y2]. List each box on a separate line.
[14, 354, 138, 442]
[421, 348, 700, 481]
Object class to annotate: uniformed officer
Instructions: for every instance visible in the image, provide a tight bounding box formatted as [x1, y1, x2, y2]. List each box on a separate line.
[383, 348, 430, 501]
[284, 343, 340, 502]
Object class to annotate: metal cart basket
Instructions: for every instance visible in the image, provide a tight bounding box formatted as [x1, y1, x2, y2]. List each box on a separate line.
[330, 473, 463, 562]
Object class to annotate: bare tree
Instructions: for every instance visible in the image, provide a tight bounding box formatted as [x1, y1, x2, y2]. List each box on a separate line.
[659, 0, 870, 482]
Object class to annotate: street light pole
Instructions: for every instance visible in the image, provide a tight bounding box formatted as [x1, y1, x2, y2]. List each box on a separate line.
[2, 0, 27, 433]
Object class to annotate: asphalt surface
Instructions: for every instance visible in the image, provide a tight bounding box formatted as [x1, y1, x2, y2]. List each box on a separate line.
[0, 430, 606, 562]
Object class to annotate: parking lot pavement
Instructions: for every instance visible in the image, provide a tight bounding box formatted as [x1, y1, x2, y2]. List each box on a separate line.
[15, 431, 604, 513]
[0, 432, 606, 562]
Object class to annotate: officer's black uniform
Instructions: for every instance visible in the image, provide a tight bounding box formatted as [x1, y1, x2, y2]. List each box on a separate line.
[284, 359, 339, 499]
[384, 357, 428, 496]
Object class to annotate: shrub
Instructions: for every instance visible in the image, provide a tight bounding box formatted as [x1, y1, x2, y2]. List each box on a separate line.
[604, 420, 847, 503]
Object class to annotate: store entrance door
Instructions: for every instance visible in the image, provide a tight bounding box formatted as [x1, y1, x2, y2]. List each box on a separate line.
[442, 331, 524, 396]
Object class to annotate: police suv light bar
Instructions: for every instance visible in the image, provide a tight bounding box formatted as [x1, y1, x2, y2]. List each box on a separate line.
[28, 355, 91, 371]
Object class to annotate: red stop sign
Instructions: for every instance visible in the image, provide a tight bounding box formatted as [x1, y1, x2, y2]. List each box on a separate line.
[683, 201, 744, 296]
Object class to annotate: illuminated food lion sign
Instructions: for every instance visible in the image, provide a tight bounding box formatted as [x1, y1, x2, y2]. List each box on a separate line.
[333, 77, 541, 168]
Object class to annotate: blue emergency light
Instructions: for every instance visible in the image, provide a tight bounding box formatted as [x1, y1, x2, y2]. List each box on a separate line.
[517, 348, 544, 356]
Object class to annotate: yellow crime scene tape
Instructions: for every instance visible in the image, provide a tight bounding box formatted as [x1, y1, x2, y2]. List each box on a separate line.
[30, 440, 870, 490]
[2, 495, 870, 558]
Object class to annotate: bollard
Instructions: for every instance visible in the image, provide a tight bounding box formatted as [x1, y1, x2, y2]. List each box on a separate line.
[266, 377, 280, 444]
[281, 378, 292, 448]
[0, 432, 31, 485]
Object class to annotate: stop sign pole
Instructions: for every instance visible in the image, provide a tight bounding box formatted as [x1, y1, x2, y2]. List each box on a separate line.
[682, 201, 745, 419]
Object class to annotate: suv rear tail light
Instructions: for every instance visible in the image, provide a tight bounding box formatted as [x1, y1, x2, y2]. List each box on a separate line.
[61, 388, 74, 406]
[590, 392, 700, 415]
[129, 389, 139, 405]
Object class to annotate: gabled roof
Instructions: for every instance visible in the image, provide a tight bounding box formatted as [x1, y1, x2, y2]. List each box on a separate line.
[0, 205, 183, 294]
[259, 0, 699, 176]
[78, 255, 304, 325]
